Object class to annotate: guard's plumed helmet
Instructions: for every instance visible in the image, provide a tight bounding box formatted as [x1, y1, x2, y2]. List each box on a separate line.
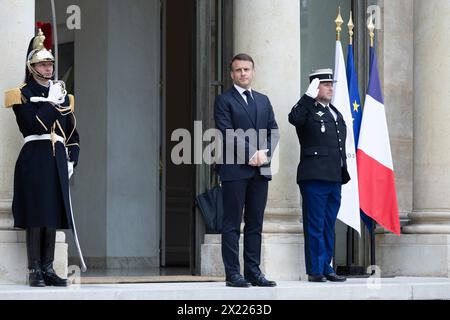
[26, 22, 55, 80]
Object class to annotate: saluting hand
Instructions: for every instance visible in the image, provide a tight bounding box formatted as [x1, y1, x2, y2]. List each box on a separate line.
[305, 78, 320, 99]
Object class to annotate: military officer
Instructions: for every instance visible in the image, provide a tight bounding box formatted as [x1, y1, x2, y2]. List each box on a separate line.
[5, 26, 80, 287]
[288, 69, 350, 282]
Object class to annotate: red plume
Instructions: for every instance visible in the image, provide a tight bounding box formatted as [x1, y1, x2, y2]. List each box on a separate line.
[36, 22, 53, 50]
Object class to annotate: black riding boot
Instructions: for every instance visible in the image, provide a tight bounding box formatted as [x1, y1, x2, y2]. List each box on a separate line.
[41, 228, 70, 287]
[26, 228, 45, 287]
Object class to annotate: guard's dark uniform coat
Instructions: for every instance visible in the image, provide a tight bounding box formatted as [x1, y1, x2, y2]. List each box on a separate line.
[288, 94, 350, 185]
[9, 78, 80, 229]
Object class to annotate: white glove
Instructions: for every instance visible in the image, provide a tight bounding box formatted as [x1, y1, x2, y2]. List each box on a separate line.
[305, 78, 320, 99]
[68, 161, 74, 179]
[30, 80, 67, 105]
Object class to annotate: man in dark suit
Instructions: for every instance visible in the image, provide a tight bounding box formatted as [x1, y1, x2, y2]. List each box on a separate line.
[214, 53, 279, 287]
[288, 69, 349, 283]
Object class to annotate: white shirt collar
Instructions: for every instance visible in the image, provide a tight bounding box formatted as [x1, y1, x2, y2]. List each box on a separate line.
[318, 101, 338, 120]
[234, 84, 252, 96]
[318, 101, 330, 108]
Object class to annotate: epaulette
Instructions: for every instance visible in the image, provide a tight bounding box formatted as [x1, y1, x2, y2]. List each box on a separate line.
[68, 94, 75, 112]
[4, 84, 26, 108]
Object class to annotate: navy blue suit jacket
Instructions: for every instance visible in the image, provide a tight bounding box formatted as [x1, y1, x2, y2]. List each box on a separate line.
[214, 86, 279, 181]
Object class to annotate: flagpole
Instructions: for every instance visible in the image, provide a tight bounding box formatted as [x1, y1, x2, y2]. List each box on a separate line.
[335, 6, 343, 42]
[50, 0, 58, 80]
[335, 8, 363, 276]
[334, 7, 352, 273]
[348, 11, 354, 45]
[368, 12, 377, 273]
[346, 11, 355, 269]
[368, 12, 375, 48]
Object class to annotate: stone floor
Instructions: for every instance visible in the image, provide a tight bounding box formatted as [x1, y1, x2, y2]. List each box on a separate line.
[1, 277, 450, 300]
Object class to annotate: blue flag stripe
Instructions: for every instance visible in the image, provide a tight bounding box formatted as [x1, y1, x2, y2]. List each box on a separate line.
[367, 47, 384, 104]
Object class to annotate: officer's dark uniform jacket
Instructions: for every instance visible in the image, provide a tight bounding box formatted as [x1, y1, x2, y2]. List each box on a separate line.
[288, 94, 350, 185]
[5, 78, 80, 229]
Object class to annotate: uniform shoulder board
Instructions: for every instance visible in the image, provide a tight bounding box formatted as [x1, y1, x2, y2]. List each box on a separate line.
[4, 84, 26, 108]
[68, 94, 75, 112]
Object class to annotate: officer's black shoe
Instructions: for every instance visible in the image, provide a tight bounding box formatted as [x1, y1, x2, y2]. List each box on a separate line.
[247, 275, 277, 287]
[308, 275, 327, 282]
[42, 263, 70, 287]
[325, 273, 347, 282]
[226, 274, 251, 288]
[28, 266, 45, 287]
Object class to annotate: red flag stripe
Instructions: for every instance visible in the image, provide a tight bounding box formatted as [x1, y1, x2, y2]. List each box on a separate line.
[357, 149, 400, 235]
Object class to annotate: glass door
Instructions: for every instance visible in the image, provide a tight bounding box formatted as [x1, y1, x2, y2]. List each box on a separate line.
[194, 0, 234, 274]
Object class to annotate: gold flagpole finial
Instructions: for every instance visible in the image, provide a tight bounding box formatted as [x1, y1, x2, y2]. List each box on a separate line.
[368, 13, 375, 47]
[348, 11, 354, 45]
[335, 7, 344, 41]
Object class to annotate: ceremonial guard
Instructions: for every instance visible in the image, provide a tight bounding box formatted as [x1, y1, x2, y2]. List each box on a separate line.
[288, 69, 349, 282]
[5, 24, 82, 287]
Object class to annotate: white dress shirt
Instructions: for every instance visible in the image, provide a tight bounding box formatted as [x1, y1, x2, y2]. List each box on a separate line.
[234, 84, 253, 104]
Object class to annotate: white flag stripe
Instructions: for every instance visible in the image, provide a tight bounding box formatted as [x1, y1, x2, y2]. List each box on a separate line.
[332, 41, 361, 235]
[357, 95, 394, 170]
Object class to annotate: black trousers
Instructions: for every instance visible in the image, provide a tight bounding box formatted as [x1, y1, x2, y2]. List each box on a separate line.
[221, 175, 268, 280]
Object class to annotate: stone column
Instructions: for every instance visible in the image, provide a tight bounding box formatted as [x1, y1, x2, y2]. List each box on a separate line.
[0, 0, 67, 284]
[407, 0, 450, 234]
[235, 0, 304, 280]
[377, 0, 450, 277]
[233, 0, 301, 235]
[201, 0, 305, 280]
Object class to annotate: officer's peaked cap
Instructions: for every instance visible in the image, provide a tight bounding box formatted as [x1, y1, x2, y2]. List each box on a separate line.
[309, 68, 334, 83]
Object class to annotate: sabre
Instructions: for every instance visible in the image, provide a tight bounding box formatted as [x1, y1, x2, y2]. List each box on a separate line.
[50, 0, 87, 272]
[50, 0, 58, 80]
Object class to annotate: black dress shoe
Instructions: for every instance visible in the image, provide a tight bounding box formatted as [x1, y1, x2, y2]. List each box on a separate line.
[42, 265, 70, 287]
[247, 275, 277, 287]
[325, 273, 347, 282]
[226, 275, 251, 288]
[308, 275, 327, 282]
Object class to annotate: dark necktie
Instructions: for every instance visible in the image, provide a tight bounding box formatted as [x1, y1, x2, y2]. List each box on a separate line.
[325, 105, 336, 121]
[243, 90, 257, 125]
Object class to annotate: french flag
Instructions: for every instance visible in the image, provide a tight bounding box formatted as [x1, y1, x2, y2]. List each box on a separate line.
[357, 46, 400, 235]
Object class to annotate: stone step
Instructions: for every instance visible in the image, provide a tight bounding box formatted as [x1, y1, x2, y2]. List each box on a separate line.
[0, 230, 68, 284]
[0, 217, 14, 229]
[1, 277, 450, 300]
[201, 233, 306, 281]
[0, 229, 66, 243]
